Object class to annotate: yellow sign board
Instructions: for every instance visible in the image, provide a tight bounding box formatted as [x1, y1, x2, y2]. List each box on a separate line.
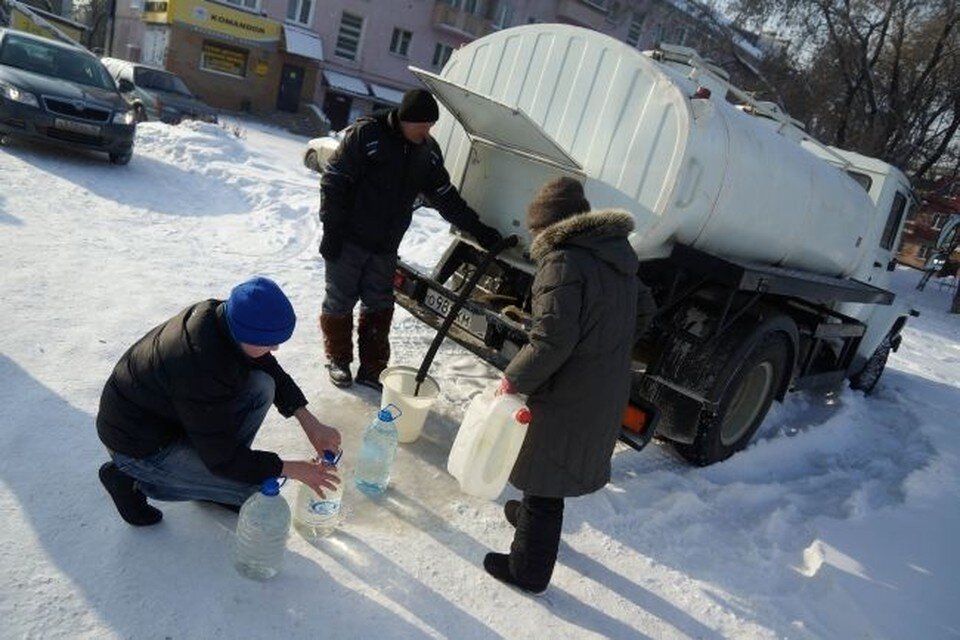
[164, 0, 281, 44]
[10, 4, 86, 43]
[142, 0, 171, 24]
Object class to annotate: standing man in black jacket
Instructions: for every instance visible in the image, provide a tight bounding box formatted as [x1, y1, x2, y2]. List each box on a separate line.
[319, 89, 502, 390]
[97, 277, 341, 526]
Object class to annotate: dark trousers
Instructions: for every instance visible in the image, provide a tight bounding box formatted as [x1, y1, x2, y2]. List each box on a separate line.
[510, 494, 564, 587]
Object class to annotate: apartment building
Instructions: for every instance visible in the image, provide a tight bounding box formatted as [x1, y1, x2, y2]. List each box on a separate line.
[109, 0, 757, 127]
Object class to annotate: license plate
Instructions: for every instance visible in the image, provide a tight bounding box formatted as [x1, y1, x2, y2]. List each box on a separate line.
[423, 288, 487, 337]
[54, 118, 100, 135]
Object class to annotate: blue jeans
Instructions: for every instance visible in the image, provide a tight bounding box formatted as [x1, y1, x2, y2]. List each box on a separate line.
[110, 371, 275, 506]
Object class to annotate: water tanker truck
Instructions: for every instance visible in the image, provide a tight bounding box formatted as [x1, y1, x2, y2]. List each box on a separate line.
[392, 24, 916, 465]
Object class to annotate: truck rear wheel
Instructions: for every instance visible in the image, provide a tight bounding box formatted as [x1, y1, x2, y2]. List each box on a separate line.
[674, 332, 790, 466]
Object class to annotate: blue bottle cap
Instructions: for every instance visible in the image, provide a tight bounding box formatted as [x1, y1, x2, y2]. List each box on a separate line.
[377, 408, 395, 422]
[260, 478, 281, 496]
[322, 449, 342, 465]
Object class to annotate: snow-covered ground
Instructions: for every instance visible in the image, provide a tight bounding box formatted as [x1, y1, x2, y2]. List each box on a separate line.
[1, 121, 957, 639]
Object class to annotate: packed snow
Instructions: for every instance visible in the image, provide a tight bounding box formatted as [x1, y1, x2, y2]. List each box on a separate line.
[0, 120, 958, 639]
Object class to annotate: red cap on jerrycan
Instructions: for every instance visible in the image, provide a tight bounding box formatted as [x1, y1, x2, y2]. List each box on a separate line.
[514, 407, 532, 425]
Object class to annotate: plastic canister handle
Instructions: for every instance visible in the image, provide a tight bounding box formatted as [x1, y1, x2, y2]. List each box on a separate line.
[514, 407, 532, 425]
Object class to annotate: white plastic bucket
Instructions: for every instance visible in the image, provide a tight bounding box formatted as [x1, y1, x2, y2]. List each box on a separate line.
[447, 385, 531, 500]
[379, 366, 441, 443]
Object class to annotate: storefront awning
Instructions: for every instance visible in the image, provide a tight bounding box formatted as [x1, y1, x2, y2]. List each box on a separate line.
[368, 82, 405, 105]
[283, 25, 323, 62]
[323, 70, 370, 98]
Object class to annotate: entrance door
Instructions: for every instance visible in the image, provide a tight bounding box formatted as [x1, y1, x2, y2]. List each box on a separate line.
[276, 64, 304, 113]
[323, 91, 352, 131]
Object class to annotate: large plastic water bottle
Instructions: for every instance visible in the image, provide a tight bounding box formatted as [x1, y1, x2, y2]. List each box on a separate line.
[233, 477, 290, 581]
[354, 405, 400, 496]
[293, 449, 343, 540]
[447, 385, 531, 500]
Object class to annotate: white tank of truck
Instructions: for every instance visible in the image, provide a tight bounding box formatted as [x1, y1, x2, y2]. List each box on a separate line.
[414, 23, 878, 279]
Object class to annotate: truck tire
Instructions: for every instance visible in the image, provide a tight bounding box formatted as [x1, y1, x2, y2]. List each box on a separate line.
[849, 336, 891, 395]
[674, 332, 791, 466]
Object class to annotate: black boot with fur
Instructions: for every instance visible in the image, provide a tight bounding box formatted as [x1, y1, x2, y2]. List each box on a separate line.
[99, 462, 163, 526]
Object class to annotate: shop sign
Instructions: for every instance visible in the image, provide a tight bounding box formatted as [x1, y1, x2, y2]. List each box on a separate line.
[171, 0, 281, 44]
[10, 2, 86, 43]
[142, 1, 171, 24]
[201, 40, 249, 77]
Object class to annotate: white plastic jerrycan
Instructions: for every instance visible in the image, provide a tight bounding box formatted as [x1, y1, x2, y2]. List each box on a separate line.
[447, 384, 532, 500]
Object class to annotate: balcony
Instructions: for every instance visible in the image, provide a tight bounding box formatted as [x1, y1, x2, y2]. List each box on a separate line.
[555, 0, 609, 30]
[432, 2, 496, 39]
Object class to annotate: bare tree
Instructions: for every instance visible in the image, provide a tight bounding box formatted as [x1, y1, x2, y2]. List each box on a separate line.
[732, 0, 960, 183]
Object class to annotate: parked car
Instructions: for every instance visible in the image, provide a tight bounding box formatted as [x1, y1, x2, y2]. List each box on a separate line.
[100, 57, 217, 125]
[0, 29, 136, 164]
[303, 131, 342, 172]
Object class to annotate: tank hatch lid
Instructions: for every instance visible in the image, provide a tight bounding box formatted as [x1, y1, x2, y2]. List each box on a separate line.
[409, 67, 581, 171]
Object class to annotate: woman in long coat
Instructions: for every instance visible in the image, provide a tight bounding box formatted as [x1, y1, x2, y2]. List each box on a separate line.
[484, 177, 641, 594]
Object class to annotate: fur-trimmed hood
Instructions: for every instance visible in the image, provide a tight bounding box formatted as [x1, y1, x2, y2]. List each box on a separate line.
[529, 208, 636, 274]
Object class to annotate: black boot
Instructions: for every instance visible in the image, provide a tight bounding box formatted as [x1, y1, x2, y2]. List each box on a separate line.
[504, 499, 520, 527]
[510, 495, 563, 591]
[354, 367, 383, 392]
[99, 462, 163, 526]
[483, 552, 548, 595]
[326, 362, 353, 388]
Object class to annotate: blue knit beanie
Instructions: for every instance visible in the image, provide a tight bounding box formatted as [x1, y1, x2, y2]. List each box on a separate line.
[225, 277, 296, 346]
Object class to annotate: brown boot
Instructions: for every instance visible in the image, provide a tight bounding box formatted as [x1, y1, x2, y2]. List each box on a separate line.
[319, 313, 354, 387]
[357, 307, 394, 391]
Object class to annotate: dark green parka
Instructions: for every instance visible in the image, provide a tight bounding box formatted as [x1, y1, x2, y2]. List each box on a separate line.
[96, 300, 307, 484]
[505, 209, 639, 498]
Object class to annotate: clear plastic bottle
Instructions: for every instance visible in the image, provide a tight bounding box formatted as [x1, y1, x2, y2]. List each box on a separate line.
[354, 406, 400, 496]
[293, 449, 343, 540]
[233, 477, 290, 581]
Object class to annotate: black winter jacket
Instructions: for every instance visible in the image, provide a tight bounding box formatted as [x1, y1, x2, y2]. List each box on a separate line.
[505, 210, 639, 497]
[320, 110, 488, 256]
[96, 300, 307, 484]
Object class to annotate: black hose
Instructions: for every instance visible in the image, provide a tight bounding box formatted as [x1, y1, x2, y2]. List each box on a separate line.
[414, 234, 519, 396]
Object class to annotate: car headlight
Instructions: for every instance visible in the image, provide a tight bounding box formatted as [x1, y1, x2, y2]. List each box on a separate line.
[112, 110, 135, 125]
[0, 81, 39, 108]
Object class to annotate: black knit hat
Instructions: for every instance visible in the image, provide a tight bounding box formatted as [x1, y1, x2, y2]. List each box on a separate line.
[398, 89, 439, 123]
[527, 177, 591, 231]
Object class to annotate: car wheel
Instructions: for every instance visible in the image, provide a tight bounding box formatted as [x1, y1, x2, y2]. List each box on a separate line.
[109, 152, 132, 166]
[304, 150, 320, 172]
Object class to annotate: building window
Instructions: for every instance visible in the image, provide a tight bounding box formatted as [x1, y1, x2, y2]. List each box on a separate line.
[390, 28, 412, 57]
[221, 0, 259, 12]
[335, 12, 364, 60]
[201, 40, 249, 78]
[672, 26, 688, 46]
[626, 13, 644, 47]
[492, 2, 513, 29]
[286, 0, 314, 26]
[433, 42, 453, 68]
